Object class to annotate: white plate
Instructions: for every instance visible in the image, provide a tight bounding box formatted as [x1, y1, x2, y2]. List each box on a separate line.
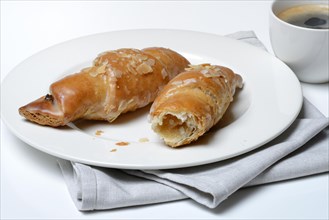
[1, 29, 302, 169]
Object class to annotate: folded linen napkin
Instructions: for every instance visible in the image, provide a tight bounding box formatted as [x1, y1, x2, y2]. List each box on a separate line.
[58, 31, 329, 211]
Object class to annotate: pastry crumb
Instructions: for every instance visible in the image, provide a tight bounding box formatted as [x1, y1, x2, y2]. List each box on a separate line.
[95, 130, 104, 136]
[115, 141, 130, 146]
[110, 148, 117, 152]
[139, 137, 149, 143]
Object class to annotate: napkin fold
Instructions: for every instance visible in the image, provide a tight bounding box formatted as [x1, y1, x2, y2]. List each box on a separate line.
[58, 31, 329, 211]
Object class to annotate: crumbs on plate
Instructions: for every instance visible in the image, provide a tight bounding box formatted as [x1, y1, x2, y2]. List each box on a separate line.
[110, 148, 117, 152]
[138, 137, 149, 143]
[115, 141, 130, 146]
[95, 130, 104, 136]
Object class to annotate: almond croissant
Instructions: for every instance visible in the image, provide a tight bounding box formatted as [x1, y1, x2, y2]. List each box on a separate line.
[19, 47, 190, 126]
[149, 64, 243, 147]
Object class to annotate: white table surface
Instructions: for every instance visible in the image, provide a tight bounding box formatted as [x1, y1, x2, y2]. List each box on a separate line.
[1, 1, 328, 219]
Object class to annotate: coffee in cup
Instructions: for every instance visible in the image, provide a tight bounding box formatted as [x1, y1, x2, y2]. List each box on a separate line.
[270, 1, 329, 83]
[278, 4, 329, 29]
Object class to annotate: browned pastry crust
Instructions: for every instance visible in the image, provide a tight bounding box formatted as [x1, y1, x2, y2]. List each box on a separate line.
[19, 47, 190, 126]
[149, 64, 243, 147]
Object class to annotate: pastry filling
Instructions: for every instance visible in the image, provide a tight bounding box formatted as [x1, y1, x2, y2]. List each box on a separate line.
[152, 113, 197, 146]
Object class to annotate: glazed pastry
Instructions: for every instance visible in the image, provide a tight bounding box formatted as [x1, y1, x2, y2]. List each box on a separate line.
[149, 64, 243, 147]
[19, 47, 190, 126]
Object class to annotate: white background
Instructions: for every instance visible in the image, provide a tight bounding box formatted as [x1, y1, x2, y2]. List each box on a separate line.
[1, 1, 328, 219]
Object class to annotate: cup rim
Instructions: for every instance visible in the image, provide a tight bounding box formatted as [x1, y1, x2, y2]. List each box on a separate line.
[270, 1, 329, 32]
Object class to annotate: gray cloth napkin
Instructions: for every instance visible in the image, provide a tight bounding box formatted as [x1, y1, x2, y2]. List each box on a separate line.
[58, 31, 329, 211]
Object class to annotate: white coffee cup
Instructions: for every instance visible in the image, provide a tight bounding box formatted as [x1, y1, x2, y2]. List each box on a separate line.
[270, 0, 329, 83]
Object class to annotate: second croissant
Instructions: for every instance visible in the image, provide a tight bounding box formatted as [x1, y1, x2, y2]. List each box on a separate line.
[149, 64, 243, 147]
